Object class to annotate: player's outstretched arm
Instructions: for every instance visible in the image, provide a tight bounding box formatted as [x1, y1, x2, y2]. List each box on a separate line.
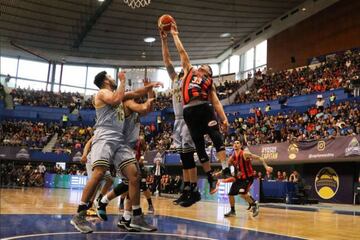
[160, 31, 177, 81]
[209, 85, 228, 132]
[81, 136, 94, 164]
[170, 24, 192, 75]
[243, 150, 272, 172]
[97, 71, 126, 106]
[124, 98, 155, 116]
[124, 82, 163, 100]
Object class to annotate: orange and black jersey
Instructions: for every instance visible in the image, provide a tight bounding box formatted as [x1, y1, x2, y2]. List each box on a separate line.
[182, 68, 213, 105]
[232, 150, 253, 180]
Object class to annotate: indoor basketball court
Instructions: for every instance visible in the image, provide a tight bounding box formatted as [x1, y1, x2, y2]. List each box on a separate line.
[0, 0, 359, 239]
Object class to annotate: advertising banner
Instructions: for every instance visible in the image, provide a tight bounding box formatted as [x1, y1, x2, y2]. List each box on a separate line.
[248, 136, 360, 164]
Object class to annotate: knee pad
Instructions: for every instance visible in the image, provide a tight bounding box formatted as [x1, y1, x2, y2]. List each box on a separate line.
[196, 148, 209, 163]
[180, 152, 196, 170]
[113, 182, 129, 197]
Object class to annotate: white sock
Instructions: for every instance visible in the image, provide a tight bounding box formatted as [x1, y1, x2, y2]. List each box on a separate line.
[123, 210, 132, 221]
[221, 161, 228, 170]
[132, 205, 140, 210]
[101, 195, 109, 204]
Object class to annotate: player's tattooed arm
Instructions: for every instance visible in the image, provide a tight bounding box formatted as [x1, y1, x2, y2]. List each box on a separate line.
[160, 31, 177, 81]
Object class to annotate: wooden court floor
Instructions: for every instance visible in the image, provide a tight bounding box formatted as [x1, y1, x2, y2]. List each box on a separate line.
[0, 188, 359, 240]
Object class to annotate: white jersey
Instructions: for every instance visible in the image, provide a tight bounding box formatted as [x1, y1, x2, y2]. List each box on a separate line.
[171, 75, 184, 119]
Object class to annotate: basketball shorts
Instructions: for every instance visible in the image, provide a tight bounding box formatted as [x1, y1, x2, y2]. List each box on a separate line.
[86, 153, 112, 180]
[113, 145, 137, 174]
[228, 177, 254, 196]
[172, 118, 196, 153]
[90, 128, 124, 170]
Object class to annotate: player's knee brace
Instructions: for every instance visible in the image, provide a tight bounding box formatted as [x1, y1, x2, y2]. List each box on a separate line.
[113, 182, 129, 197]
[180, 151, 196, 169]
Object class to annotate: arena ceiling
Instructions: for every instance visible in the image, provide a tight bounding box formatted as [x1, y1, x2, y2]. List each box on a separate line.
[0, 0, 306, 64]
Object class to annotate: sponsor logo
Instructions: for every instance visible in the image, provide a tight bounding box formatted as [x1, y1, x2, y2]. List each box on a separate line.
[208, 120, 218, 127]
[345, 137, 360, 156]
[16, 148, 30, 159]
[288, 143, 299, 160]
[315, 167, 339, 200]
[317, 141, 326, 151]
[261, 146, 278, 160]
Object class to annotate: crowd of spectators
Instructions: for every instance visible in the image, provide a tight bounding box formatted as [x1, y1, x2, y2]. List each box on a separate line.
[0, 120, 59, 148]
[216, 80, 245, 100]
[225, 99, 359, 146]
[234, 49, 359, 104]
[54, 125, 93, 153]
[10, 88, 83, 111]
[254, 169, 301, 183]
[0, 83, 5, 100]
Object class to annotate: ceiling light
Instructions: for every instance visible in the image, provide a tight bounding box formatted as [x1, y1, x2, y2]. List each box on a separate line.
[220, 33, 231, 38]
[301, 7, 306, 11]
[144, 37, 156, 43]
[98, 0, 105, 2]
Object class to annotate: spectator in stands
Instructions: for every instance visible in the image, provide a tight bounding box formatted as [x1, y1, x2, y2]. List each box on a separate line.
[316, 95, 325, 112]
[289, 171, 299, 183]
[265, 103, 271, 112]
[151, 157, 166, 196]
[264, 169, 274, 181]
[329, 93, 336, 104]
[257, 172, 263, 180]
[276, 171, 284, 181]
[37, 162, 46, 174]
[282, 171, 288, 182]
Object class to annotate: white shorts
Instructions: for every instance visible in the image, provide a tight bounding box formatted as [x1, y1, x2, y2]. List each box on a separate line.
[172, 118, 196, 154]
[86, 154, 112, 180]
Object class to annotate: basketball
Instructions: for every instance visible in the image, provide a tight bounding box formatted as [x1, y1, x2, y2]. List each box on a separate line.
[158, 14, 176, 32]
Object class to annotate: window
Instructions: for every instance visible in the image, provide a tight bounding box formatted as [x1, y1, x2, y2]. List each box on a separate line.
[0, 56, 18, 77]
[146, 68, 171, 92]
[255, 40, 267, 67]
[16, 79, 47, 90]
[54, 64, 62, 83]
[85, 89, 98, 96]
[229, 55, 240, 74]
[87, 67, 116, 90]
[60, 85, 85, 94]
[61, 65, 87, 88]
[209, 64, 219, 77]
[123, 68, 145, 90]
[220, 59, 229, 75]
[18, 59, 49, 81]
[244, 48, 254, 71]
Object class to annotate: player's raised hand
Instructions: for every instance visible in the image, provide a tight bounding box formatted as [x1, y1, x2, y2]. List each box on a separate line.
[159, 29, 167, 39]
[118, 71, 126, 83]
[143, 78, 151, 86]
[170, 23, 178, 35]
[220, 119, 229, 133]
[146, 81, 164, 89]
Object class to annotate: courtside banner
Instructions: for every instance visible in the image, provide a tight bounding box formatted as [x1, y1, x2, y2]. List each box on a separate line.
[247, 135, 360, 164]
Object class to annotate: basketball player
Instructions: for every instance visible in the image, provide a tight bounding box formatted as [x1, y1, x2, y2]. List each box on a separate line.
[96, 82, 156, 230]
[160, 30, 218, 207]
[80, 136, 113, 215]
[71, 71, 161, 233]
[170, 24, 231, 178]
[224, 140, 272, 218]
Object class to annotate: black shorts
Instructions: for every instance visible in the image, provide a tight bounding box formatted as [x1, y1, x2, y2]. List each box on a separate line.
[228, 177, 254, 196]
[183, 103, 225, 152]
[140, 179, 148, 191]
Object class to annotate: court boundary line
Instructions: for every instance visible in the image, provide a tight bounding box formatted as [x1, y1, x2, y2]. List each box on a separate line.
[1, 231, 217, 240]
[160, 214, 307, 240]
